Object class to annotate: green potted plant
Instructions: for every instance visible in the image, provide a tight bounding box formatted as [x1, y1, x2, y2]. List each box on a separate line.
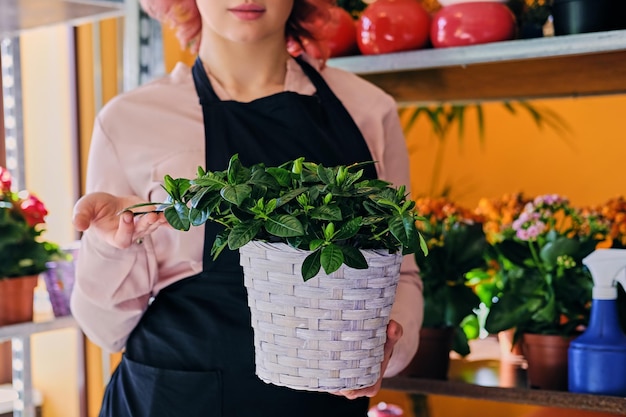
[400, 197, 487, 380]
[0, 166, 64, 325]
[482, 193, 609, 390]
[132, 154, 428, 392]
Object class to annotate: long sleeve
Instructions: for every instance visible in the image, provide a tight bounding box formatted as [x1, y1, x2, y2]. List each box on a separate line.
[70, 116, 158, 352]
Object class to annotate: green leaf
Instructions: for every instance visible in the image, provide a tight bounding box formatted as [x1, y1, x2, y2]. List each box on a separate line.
[189, 206, 210, 227]
[302, 250, 322, 281]
[275, 187, 308, 208]
[540, 237, 580, 267]
[340, 246, 368, 270]
[317, 166, 335, 185]
[221, 184, 251, 206]
[333, 217, 362, 241]
[164, 203, 190, 231]
[192, 175, 226, 190]
[309, 239, 325, 251]
[310, 204, 342, 221]
[266, 167, 292, 187]
[226, 154, 251, 184]
[162, 175, 190, 201]
[210, 231, 229, 260]
[321, 244, 344, 275]
[389, 212, 420, 250]
[264, 214, 304, 237]
[227, 220, 263, 249]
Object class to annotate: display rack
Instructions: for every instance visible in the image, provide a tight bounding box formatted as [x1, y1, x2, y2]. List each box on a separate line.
[330, 31, 626, 412]
[0, 317, 85, 417]
[328, 29, 626, 104]
[0, 0, 124, 39]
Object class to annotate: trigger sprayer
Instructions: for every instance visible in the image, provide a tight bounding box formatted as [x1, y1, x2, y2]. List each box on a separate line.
[568, 248, 626, 396]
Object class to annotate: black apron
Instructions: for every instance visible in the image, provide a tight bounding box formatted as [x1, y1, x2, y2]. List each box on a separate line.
[99, 56, 377, 417]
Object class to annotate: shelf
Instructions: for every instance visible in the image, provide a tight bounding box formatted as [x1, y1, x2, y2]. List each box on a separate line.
[327, 30, 626, 104]
[0, 316, 78, 343]
[0, 0, 125, 39]
[382, 338, 626, 414]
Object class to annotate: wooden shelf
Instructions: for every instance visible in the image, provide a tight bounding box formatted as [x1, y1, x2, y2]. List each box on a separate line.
[383, 375, 626, 414]
[327, 30, 626, 104]
[0, 0, 124, 38]
[382, 338, 626, 414]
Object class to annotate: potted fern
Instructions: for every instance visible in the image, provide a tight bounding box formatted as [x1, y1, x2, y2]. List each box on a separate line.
[131, 154, 428, 392]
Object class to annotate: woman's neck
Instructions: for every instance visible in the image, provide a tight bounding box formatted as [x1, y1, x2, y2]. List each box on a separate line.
[197, 37, 291, 102]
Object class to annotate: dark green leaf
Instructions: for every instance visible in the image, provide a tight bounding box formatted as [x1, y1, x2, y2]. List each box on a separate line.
[264, 214, 304, 237]
[302, 250, 322, 281]
[164, 203, 190, 231]
[227, 220, 263, 249]
[340, 246, 368, 269]
[221, 184, 251, 206]
[321, 244, 344, 275]
[333, 217, 362, 241]
[309, 204, 342, 221]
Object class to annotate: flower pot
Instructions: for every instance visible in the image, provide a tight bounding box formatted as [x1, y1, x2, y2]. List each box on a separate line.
[239, 241, 403, 392]
[552, 0, 626, 35]
[399, 327, 455, 380]
[431, 2, 517, 48]
[522, 333, 573, 390]
[497, 329, 525, 363]
[0, 275, 39, 326]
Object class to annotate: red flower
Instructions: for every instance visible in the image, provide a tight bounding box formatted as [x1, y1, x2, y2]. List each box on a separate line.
[19, 194, 48, 226]
[0, 167, 11, 193]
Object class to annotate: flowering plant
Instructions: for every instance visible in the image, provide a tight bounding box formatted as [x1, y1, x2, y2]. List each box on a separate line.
[414, 197, 487, 355]
[482, 193, 609, 340]
[0, 167, 63, 279]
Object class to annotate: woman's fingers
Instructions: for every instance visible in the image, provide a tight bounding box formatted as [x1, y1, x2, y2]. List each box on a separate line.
[333, 320, 403, 399]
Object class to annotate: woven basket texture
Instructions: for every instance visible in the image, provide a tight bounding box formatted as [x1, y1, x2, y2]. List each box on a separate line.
[239, 241, 403, 392]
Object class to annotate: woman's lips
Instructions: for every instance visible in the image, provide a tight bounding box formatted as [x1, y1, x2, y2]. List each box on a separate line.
[228, 4, 265, 20]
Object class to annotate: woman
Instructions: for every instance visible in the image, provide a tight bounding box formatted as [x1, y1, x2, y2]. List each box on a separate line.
[70, 0, 423, 415]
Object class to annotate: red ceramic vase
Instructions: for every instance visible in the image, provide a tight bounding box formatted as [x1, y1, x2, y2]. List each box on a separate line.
[357, 0, 431, 55]
[431, 2, 517, 48]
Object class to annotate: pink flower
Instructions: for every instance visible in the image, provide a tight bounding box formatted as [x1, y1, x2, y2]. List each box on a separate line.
[0, 167, 11, 193]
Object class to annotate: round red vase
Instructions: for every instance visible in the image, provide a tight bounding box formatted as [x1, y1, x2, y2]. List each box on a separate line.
[357, 0, 431, 55]
[323, 7, 359, 57]
[431, 2, 517, 48]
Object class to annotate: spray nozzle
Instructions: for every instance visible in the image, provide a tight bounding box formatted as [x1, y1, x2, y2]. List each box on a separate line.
[583, 249, 626, 300]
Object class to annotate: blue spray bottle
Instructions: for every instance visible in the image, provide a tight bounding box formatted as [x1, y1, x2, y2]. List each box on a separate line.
[568, 248, 626, 396]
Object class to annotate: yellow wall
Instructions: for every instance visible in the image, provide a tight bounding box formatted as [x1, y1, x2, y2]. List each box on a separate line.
[405, 96, 626, 208]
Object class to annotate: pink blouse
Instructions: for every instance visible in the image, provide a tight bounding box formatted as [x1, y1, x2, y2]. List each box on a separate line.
[70, 55, 423, 377]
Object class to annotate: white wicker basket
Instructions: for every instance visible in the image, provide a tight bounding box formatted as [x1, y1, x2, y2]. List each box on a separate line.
[239, 241, 403, 392]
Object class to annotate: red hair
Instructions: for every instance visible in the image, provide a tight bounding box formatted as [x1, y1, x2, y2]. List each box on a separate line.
[139, 0, 334, 61]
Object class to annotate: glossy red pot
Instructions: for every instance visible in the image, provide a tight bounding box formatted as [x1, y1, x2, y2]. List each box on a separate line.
[323, 6, 359, 57]
[357, 0, 431, 55]
[431, 2, 517, 48]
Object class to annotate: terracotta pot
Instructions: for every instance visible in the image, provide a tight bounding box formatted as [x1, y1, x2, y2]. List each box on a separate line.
[0, 275, 39, 326]
[400, 327, 455, 380]
[498, 328, 525, 363]
[522, 333, 573, 391]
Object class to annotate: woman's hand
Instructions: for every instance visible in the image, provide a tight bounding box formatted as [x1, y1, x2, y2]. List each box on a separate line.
[334, 319, 403, 399]
[72, 191, 168, 249]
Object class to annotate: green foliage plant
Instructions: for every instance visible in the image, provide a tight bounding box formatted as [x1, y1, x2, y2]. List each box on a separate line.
[414, 197, 488, 355]
[131, 154, 428, 281]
